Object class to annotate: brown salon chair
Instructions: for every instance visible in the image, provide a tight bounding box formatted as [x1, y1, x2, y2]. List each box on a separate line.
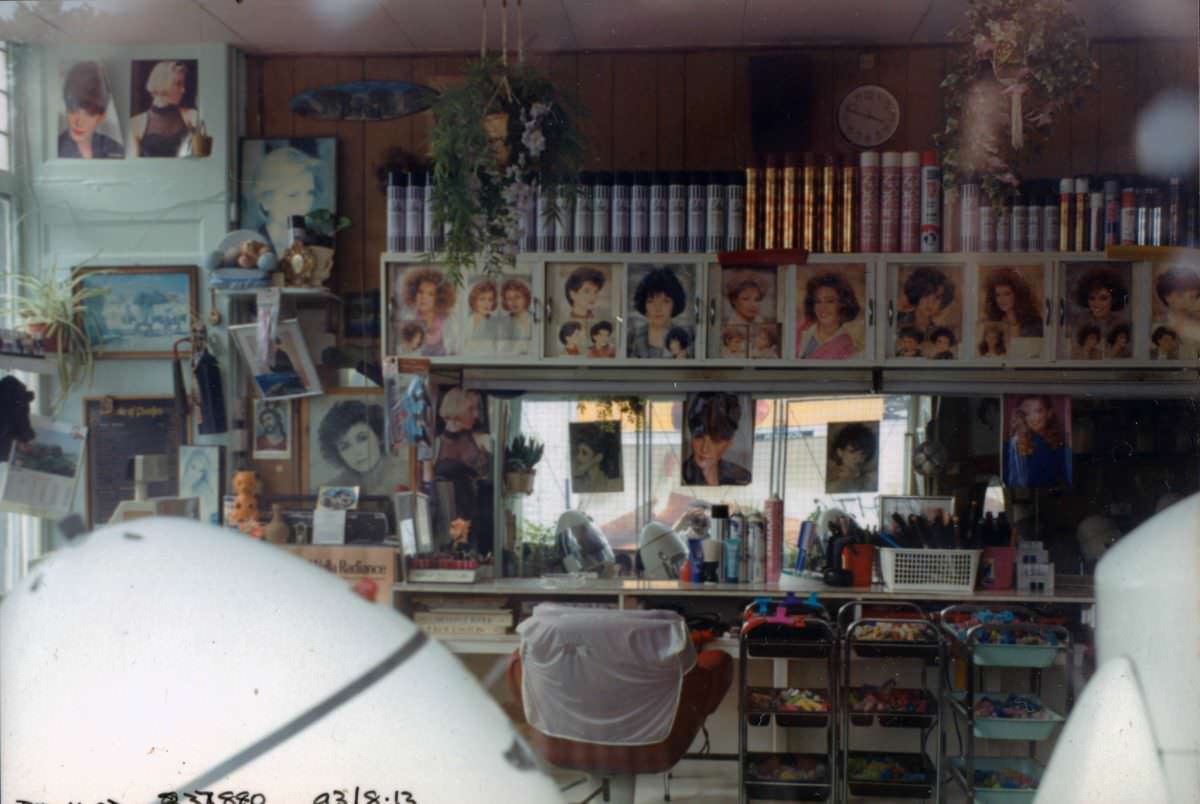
[507, 605, 732, 804]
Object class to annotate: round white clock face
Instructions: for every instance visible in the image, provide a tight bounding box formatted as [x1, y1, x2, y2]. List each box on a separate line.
[838, 85, 901, 148]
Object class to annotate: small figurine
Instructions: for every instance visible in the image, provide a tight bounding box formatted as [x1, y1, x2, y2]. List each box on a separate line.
[448, 517, 472, 553]
[228, 469, 260, 531]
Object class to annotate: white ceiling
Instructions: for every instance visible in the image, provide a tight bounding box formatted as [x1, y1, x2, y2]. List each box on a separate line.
[1, 0, 1197, 52]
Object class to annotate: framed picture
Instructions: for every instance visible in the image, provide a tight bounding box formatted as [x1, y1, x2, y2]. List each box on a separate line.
[825, 421, 879, 494]
[568, 421, 623, 494]
[76, 265, 197, 359]
[318, 485, 360, 511]
[178, 445, 222, 526]
[794, 263, 868, 360]
[892, 263, 963, 360]
[431, 384, 494, 556]
[383, 358, 434, 459]
[304, 389, 407, 496]
[130, 59, 201, 158]
[229, 319, 322, 401]
[713, 264, 782, 360]
[342, 291, 381, 339]
[239, 137, 337, 252]
[1058, 261, 1133, 361]
[1150, 263, 1200, 360]
[384, 262, 461, 358]
[0, 416, 87, 520]
[252, 399, 292, 459]
[878, 496, 956, 535]
[1003, 394, 1072, 489]
[976, 264, 1047, 359]
[681, 392, 752, 486]
[57, 60, 124, 160]
[461, 273, 536, 357]
[544, 262, 620, 358]
[626, 263, 698, 360]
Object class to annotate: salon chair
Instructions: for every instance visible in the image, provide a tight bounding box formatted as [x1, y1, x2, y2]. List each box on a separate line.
[507, 604, 733, 804]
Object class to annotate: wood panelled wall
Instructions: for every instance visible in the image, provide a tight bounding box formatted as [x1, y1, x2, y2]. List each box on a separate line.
[243, 41, 1198, 298]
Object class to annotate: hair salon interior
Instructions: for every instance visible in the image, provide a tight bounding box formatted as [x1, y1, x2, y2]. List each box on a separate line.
[1, 1, 1199, 802]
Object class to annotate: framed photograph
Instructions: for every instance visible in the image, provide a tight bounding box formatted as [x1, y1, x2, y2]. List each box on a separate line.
[545, 262, 620, 358]
[383, 358, 434, 459]
[1003, 394, 1072, 489]
[432, 384, 494, 555]
[304, 390, 406, 496]
[626, 263, 698, 359]
[239, 137, 337, 252]
[1058, 261, 1133, 360]
[794, 263, 868, 360]
[342, 291, 381, 339]
[384, 262, 462, 358]
[825, 421, 879, 494]
[0, 416, 87, 520]
[318, 485, 360, 511]
[178, 445, 222, 526]
[568, 421, 623, 494]
[892, 263, 963, 360]
[713, 264, 781, 360]
[976, 264, 1047, 359]
[130, 59, 200, 158]
[681, 392, 752, 486]
[878, 495, 956, 535]
[393, 490, 433, 556]
[252, 399, 292, 459]
[76, 265, 197, 359]
[57, 60, 124, 159]
[462, 273, 536, 357]
[229, 319, 322, 401]
[1151, 263, 1200, 360]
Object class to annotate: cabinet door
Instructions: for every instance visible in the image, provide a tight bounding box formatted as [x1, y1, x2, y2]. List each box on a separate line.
[1055, 260, 1136, 363]
[706, 262, 785, 362]
[882, 261, 967, 362]
[793, 260, 875, 363]
[624, 260, 702, 362]
[382, 259, 463, 360]
[969, 261, 1054, 365]
[542, 261, 623, 361]
[459, 269, 537, 361]
[1147, 262, 1200, 363]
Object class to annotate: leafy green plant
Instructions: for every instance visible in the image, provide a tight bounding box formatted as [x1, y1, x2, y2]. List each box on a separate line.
[0, 270, 110, 409]
[578, 397, 646, 424]
[520, 520, 557, 545]
[504, 433, 545, 473]
[304, 208, 352, 243]
[430, 55, 586, 284]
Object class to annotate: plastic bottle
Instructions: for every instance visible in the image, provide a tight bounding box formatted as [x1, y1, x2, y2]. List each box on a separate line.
[386, 170, 405, 253]
[404, 171, 424, 253]
[574, 172, 593, 252]
[631, 171, 650, 253]
[900, 151, 921, 252]
[688, 171, 708, 252]
[611, 171, 631, 253]
[725, 171, 746, 251]
[707, 170, 726, 253]
[650, 172, 669, 253]
[880, 151, 901, 252]
[668, 171, 688, 253]
[918, 151, 940, 253]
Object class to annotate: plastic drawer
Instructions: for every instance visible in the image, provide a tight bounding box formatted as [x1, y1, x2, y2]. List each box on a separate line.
[951, 757, 1043, 804]
[744, 752, 830, 801]
[952, 692, 1064, 740]
[847, 751, 935, 799]
[971, 643, 1060, 668]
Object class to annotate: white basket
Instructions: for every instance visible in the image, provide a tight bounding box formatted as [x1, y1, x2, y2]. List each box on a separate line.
[879, 548, 981, 593]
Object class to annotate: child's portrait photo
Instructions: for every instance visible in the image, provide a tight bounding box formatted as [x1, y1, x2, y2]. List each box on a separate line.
[546, 263, 618, 358]
[721, 324, 749, 358]
[750, 323, 781, 359]
[1152, 264, 1200, 359]
[57, 61, 124, 159]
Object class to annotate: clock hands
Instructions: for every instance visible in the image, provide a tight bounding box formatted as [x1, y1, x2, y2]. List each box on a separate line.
[846, 108, 889, 125]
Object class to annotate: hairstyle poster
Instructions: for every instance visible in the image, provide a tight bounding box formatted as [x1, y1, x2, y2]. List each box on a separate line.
[1003, 394, 1072, 489]
[626, 263, 698, 360]
[432, 385, 494, 556]
[1151, 263, 1200, 360]
[892, 263, 963, 360]
[385, 262, 461, 358]
[57, 61, 124, 159]
[825, 421, 879, 494]
[305, 391, 405, 495]
[129, 59, 200, 158]
[461, 273, 535, 357]
[713, 265, 780, 359]
[681, 392, 752, 486]
[794, 263, 867, 360]
[239, 137, 337, 251]
[568, 421, 623, 494]
[252, 399, 292, 460]
[976, 264, 1046, 360]
[1059, 261, 1132, 361]
[383, 358, 434, 459]
[545, 262, 619, 358]
[178, 444, 222, 526]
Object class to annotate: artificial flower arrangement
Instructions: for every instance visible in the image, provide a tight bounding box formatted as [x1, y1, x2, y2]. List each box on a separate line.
[430, 55, 586, 284]
[935, 0, 1097, 203]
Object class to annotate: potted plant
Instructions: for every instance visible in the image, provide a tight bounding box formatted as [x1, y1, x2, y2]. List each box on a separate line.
[504, 434, 544, 496]
[0, 271, 109, 409]
[431, 55, 586, 284]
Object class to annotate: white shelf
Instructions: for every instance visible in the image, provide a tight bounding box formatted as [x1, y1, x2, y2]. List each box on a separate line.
[0, 354, 56, 375]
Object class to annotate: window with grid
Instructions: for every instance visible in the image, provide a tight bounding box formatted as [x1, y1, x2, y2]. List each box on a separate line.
[0, 42, 9, 173]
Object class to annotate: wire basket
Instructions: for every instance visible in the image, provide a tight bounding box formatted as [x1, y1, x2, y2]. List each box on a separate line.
[879, 548, 981, 593]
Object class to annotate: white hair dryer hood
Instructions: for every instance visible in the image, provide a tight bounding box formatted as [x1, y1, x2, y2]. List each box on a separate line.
[638, 521, 687, 580]
[555, 509, 615, 574]
[0, 518, 563, 802]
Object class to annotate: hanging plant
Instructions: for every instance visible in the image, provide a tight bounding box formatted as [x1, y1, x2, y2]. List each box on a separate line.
[935, 0, 1098, 203]
[430, 54, 586, 285]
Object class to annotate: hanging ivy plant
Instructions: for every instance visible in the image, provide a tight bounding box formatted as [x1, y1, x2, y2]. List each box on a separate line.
[430, 55, 586, 285]
[935, 0, 1098, 203]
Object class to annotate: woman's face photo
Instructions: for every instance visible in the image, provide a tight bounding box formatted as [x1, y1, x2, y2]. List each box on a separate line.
[917, 289, 945, 318]
[67, 107, 103, 146]
[994, 283, 1015, 314]
[1088, 286, 1114, 320]
[574, 442, 601, 471]
[813, 286, 840, 326]
[571, 281, 600, 314]
[1020, 398, 1048, 433]
[504, 286, 528, 313]
[270, 170, 316, 224]
[837, 443, 866, 470]
[645, 292, 674, 326]
[415, 280, 438, 314]
[475, 289, 496, 314]
[337, 421, 380, 473]
[691, 433, 733, 471]
[259, 411, 281, 435]
[733, 286, 761, 321]
[163, 66, 187, 105]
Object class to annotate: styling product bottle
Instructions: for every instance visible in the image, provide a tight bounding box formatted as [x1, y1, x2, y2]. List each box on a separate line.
[764, 496, 783, 583]
[900, 151, 921, 253]
[880, 151, 901, 252]
[1011, 185, 1028, 252]
[405, 170, 424, 253]
[782, 156, 797, 249]
[611, 171, 631, 253]
[701, 537, 721, 584]
[688, 171, 708, 253]
[1150, 185, 1164, 246]
[1136, 186, 1150, 246]
[747, 512, 767, 584]
[919, 151, 940, 253]
[631, 171, 650, 253]
[649, 172, 669, 253]
[942, 184, 960, 253]
[574, 172, 594, 252]
[1119, 181, 1137, 246]
[1167, 177, 1182, 246]
[555, 183, 575, 253]
[995, 192, 1010, 252]
[1089, 184, 1104, 252]
[729, 511, 748, 584]
[860, 151, 880, 252]
[763, 157, 779, 249]
[979, 192, 995, 253]
[386, 170, 405, 253]
[711, 504, 731, 582]
[726, 171, 746, 251]
[592, 171, 612, 252]
[959, 178, 980, 252]
[1026, 183, 1041, 254]
[840, 158, 855, 253]
[518, 182, 536, 253]
[706, 171, 726, 253]
[1104, 175, 1121, 247]
[669, 171, 688, 253]
[424, 171, 441, 251]
[1044, 180, 1061, 252]
[537, 183, 556, 253]
[801, 153, 817, 251]
[821, 154, 838, 252]
[1058, 177, 1073, 252]
[1074, 176, 1089, 252]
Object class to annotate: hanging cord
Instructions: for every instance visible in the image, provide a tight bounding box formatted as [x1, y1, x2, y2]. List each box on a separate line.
[517, 0, 524, 63]
[480, 0, 487, 58]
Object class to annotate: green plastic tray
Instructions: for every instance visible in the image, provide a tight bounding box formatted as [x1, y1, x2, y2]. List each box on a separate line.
[971, 643, 1060, 668]
[951, 757, 1043, 804]
[952, 692, 1064, 740]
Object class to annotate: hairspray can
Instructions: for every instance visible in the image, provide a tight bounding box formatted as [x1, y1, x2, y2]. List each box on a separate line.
[1026, 184, 1040, 252]
[942, 184, 960, 252]
[1011, 186, 1028, 252]
[1120, 182, 1137, 245]
[1167, 177, 1182, 246]
[592, 172, 612, 252]
[729, 511, 748, 583]
[706, 171, 726, 252]
[860, 151, 880, 252]
[765, 495, 783, 583]
[611, 171, 631, 253]
[919, 151, 940, 253]
[669, 171, 688, 252]
[747, 512, 767, 584]
[763, 157, 779, 249]
[1043, 181, 1060, 252]
[1150, 186, 1163, 246]
[979, 195, 994, 253]
[801, 153, 817, 251]
[994, 194, 1010, 252]
[960, 179, 980, 252]
[880, 151, 901, 252]
[1104, 176, 1120, 247]
[424, 171, 442, 251]
[1136, 186, 1151, 246]
[900, 151, 921, 252]
[537, 183, 556, 253]
[1059, 177, 1073, 252]
[630, 172, 649, 253]
[555, 183, 575, 252]
[386, 170, 406, 253]
[726, 171, 746, 251]
[821, 154, 837, 253]
[1089, 187, 1104, 252]
[711, 504, 731, 582]
[1074, 177, 1088, 252]
[782, 156, 797, 249]
[405, 171, 424, 253]
[688, 171, 708, 252]
[649, 173, 668, 253]
[840, 160, 855, 253]
[574, 172, 593, 252]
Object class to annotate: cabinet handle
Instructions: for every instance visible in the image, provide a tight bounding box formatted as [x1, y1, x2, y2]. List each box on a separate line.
[532, 296, 541, 324]
[544, 298, 552, 324]
[1045, 298, 1052, 327]
[708, 298, 717, 327]
[1059, 299, 1065, 327]
[887, 301, 895, 326]
[868, 298, 875, 327]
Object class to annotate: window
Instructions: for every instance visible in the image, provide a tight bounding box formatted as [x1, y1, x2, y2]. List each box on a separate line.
[0, 42, 9, 172]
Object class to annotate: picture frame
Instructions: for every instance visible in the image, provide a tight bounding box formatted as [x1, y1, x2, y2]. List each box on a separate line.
[178, 444, 223, 526]
[303, 388, 407, 496]
[239, 137, 338, 252]
[825, 420, 880, 494]
[568, 421, 623, 494]
[229, 319, 323, 401]
[56, 60, 125, 160]
[252, 399, 293, 459]
[383, 262, 463, 358]
[130, 59, 201, 158]
[681, 392, 753, 486]
[76, 265, 198, 359]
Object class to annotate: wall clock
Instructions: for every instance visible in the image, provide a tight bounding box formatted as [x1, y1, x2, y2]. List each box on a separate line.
[837, 85, 901, 148]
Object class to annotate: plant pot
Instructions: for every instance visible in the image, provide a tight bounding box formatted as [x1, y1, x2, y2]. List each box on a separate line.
[484, 112, 510, 163]
[504, 469, 535, 495]
[25, 323, 60, 353]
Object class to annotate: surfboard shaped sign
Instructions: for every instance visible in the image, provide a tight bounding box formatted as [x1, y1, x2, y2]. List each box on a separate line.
[289, 80, 439, 122]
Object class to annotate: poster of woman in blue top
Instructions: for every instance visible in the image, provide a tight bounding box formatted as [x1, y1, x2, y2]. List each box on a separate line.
[1003, 395, 1072, 489]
